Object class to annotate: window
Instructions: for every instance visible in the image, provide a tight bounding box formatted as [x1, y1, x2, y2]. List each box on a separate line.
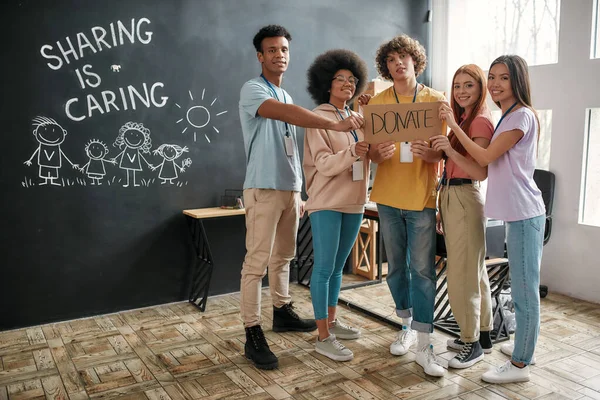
[491, 109, 552, 170]
[592, 0, 600, 58]
[447, 0, 560, 73]
[580, 108, 600, 227]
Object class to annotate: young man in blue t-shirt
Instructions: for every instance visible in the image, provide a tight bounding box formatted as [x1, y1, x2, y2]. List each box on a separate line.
[239, 25, 363, 370]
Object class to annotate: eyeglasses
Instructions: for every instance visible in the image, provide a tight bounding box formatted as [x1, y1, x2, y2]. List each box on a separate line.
[332, 75, 359, 86]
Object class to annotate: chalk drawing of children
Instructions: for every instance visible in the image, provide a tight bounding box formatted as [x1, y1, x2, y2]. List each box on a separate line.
[24, 116, 79, 186]
[79, 139, 116, 185]
[151, 144, 192, 184]
[111, 122, 154, 187]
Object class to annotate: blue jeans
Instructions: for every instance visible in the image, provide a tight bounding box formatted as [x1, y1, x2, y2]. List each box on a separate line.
[506, 214, 545, 365]
[309, 211, 363, 320]
[377, 204, 437, 333]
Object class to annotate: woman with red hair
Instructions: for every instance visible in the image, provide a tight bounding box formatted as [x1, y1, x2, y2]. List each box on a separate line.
[431, 64, 494, 369]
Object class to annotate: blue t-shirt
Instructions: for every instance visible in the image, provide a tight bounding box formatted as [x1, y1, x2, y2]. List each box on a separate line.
[239, 77, 302, 191]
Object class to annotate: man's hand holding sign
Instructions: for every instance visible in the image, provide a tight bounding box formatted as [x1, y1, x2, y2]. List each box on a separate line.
[361, 101, 447, 163]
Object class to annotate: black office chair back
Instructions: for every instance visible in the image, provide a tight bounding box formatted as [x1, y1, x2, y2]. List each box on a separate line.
[533, 169, 555, 245]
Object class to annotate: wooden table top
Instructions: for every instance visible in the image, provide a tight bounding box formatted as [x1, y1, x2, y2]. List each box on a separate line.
[183, 207, 246, 219]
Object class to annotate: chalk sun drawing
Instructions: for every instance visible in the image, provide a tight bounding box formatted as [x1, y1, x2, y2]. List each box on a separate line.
[24, 116, 79, 186]
[175, 89, 227, 142]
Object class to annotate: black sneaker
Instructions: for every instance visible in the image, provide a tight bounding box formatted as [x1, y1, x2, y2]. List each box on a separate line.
[272, 302, 317, 332]
[448, 341, 484, 369]
[245, 325, 278, 370]
[447, 335, 492, 354]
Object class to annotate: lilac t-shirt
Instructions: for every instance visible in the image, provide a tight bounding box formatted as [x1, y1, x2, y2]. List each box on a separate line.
[485, 107, 546, 222]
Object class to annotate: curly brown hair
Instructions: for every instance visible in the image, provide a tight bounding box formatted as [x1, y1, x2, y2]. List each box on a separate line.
[306, 49, 368, 105]
[375, 35, 427, 80]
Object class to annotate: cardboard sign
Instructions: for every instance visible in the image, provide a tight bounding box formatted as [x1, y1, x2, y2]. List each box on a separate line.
[362, 101, 444, 144]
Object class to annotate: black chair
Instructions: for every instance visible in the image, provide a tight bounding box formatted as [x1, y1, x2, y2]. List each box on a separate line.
[533, 169, 555, 245]
[533, 169, 555, 297]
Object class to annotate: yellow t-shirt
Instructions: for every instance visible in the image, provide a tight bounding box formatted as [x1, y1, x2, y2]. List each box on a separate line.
[369, 85, 446, 211]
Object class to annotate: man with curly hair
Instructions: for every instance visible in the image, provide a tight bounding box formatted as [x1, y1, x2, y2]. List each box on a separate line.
[239, 25, 364, 370]
[303, 49, 370, 362]
[361, 34, 447, 377]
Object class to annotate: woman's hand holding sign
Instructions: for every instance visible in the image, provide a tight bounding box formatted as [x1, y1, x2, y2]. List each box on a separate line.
[438, 101, 458, 130]
[430, 135, 455, 157]
[357, 94, 372, 106]
[354, 141, 370, 157]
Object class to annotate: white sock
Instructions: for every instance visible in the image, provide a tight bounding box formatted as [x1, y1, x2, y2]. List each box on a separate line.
[402, 317, 413, 329]
[418, 331, 431, 348]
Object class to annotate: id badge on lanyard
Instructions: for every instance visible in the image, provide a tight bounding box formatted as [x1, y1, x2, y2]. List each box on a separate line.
[329, 103, 363, 181]
[394, 84, 418, 164]
[284, 135, 295, 156]
[261, 74, 295, 157]
[352, 160, 364, 181]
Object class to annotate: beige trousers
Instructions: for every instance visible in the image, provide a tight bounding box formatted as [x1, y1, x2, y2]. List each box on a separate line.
[240, 188, 300, 327]
[439, 183, 493, 342]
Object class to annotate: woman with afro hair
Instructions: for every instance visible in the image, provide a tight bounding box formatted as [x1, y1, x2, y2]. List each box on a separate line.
[303, 49, 370, 362]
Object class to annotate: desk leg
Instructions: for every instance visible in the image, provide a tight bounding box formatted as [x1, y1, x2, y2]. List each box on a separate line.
[340, 216, 383, 291]
[186, 216, 215, 312]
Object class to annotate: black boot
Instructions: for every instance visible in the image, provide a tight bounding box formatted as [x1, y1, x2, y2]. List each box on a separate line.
[245, 325, 278, 370]
[272, 302, 317, 332]
[479, 330, 493, 353]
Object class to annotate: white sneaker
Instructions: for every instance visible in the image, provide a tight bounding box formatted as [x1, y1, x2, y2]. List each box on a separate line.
[390, 328, 417, 356]
[481, 360, 530, 383]
[415, 344, 446, 377]
[315, 334, 354, 361]
[500, 342, 536, 365]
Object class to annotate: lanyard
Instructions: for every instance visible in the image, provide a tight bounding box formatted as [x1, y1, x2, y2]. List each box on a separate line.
[328, 103, 358, 142]
[260, 74, 290, 137]
[393, 82, 419, 104]
[494, 102, 518, 133]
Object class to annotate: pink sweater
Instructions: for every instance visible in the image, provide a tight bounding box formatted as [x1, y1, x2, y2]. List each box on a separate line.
[303, 104, 370, 214]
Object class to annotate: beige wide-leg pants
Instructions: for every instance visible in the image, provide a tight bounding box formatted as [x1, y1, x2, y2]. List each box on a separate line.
[439, 183, 493, 342]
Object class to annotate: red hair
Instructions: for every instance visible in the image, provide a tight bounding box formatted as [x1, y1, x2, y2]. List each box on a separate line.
[449, 64, 489, 157]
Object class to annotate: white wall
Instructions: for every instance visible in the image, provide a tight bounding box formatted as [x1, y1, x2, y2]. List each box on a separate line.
[433, 0, 600, 304]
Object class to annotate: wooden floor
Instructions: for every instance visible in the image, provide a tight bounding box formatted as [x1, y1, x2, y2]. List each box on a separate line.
[1, 282, 600, 400]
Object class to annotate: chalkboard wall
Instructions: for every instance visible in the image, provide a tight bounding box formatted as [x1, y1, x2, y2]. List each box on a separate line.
[0, 0, 432, 330]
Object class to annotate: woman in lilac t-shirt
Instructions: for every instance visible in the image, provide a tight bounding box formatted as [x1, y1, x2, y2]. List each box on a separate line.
[438, 55, 545, 385]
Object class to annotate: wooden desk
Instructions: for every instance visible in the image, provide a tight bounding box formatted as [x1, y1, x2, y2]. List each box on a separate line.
[340, 206, 384, 291]
[183, 207, 245, 311]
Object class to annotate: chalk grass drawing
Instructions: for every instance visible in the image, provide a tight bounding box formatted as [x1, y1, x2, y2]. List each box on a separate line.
[152, 144, 192, 184]
[111, 122, 154, 187]
[24, 116, 79, 186]
[175, 89, 227, 142]
[79, 139, 116, 185]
